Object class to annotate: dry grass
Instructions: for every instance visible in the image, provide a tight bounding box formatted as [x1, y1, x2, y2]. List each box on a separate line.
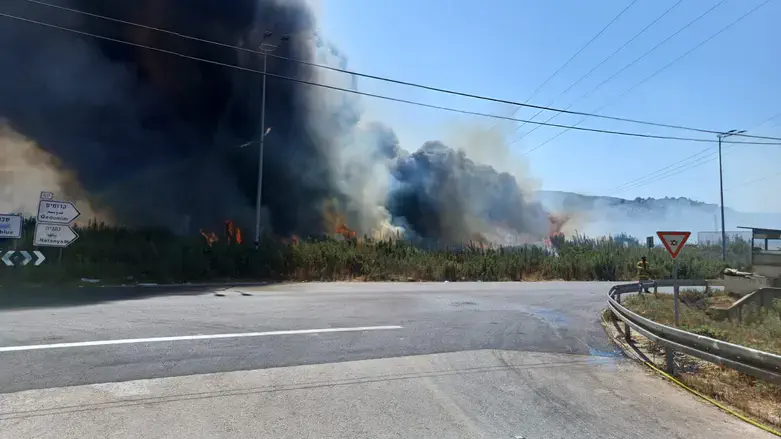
[625, 291, 781, 354]
[680, 364, 781, 428]
[633, 337, 781, 429]
[622, 292, 781, 429]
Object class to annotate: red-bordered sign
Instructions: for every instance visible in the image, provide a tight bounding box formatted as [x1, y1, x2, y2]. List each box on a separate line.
[656, 231, 691, 259]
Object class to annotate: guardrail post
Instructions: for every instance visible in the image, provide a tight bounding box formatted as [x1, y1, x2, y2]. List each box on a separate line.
[624, 321, 631, 342]
[653, 281, 658, 294]
[665, 348, 675, 374]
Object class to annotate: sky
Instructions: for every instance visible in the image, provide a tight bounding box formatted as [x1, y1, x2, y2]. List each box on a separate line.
[316, 0, 781, 214]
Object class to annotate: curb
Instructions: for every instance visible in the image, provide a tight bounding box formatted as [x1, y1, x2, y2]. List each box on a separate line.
[600, 309, 780, 437]
[96, 281, 275, 289]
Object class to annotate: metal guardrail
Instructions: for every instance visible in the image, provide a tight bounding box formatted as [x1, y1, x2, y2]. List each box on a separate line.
[607, 281, 781, 384]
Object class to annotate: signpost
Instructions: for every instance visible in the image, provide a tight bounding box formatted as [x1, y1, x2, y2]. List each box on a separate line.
[0, 192, 78, 270]
[37, 200, 80, 224]
[0, 214, 23, 239]
[34, 197, 80, 257]
[657, 230, 691, 374]
[33, 223, 79, 248]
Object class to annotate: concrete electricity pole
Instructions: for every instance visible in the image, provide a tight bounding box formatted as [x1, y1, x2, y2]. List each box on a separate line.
[717, 129, 746, 261]
[254, 32, 289, 250]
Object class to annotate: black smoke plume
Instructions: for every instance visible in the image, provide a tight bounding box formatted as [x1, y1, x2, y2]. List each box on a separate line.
[0, 0, 555, 244]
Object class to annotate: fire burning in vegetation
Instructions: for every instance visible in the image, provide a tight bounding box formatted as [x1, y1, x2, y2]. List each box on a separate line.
[200, 220, 243, 247]
[200, 229, 219, 247]
[0, 0, 576, 247]
[323, 201, 357, 241]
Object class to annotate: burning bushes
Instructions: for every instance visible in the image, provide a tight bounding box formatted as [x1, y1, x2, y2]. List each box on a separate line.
[0, 219, 740, 285]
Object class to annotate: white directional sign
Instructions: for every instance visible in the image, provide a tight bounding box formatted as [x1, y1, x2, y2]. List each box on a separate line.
[0, 250, 45, 267]
[34, 223, 79, 248]
[657, 231, 691, 259]
[0, 214, 22, 239]
[18, 250, 32, 266]
[37, 200, 80, 224]
[1, 251, 13, 267]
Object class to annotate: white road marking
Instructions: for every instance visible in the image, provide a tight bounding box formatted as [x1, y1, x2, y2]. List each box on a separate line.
[0, 325, 403, 353]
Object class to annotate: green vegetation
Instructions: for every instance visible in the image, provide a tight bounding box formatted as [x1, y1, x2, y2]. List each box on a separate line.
[0, 219, 749, 286]
[624, 291, 781, 354]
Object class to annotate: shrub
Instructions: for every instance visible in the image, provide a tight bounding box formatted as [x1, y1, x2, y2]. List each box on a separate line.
[0, 219, 740, 285]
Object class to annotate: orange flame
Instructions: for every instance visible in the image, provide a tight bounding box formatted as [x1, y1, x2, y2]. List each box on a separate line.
[336, 224, 356, 239]
[282, 234, 300, 246]
[225, 220, 235, 240]
[543, 214, 570, 248]
[219, 220, 243, 245]
[200, 229, 219, 247]
[547, 214, 568, 237]
[323, 201, 353, 238]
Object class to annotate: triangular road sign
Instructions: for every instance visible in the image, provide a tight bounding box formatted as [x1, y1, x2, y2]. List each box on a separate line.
[656, 231, 691, 259]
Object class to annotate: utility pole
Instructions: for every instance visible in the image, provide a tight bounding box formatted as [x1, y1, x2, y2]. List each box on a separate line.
[717, 129, 746, 261]
[254, 32, 289, 250]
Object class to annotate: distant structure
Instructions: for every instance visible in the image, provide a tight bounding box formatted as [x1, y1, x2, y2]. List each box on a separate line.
[696, 230, 751, 245]
[737, 227, 781, 278]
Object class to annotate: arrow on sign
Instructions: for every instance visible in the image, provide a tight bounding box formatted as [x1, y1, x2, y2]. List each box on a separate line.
[656, 231, 691, 259]
[19, 251, 32, 266]
[33, 251, 45, 266]
[1, 251, 14, 267]
[33, 223, 79, 248]
[37, 200, 81, 224]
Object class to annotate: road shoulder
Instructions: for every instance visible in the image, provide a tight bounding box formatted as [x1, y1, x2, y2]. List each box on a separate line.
[601, 310, 781, 435]
[0, 349, 771, 438]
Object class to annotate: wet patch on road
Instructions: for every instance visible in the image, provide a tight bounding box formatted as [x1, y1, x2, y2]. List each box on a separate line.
[587, 346, 623, 358]
[528, 308, 569, 326]
[450, 301, 477, 307]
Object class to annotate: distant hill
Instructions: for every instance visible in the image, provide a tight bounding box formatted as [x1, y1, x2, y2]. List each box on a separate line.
[531, 190, 780, 241]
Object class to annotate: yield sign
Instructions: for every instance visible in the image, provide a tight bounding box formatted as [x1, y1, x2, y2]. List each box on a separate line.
[656, 231, 691, 259]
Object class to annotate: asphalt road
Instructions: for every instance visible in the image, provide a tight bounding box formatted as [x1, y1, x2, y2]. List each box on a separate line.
[0, 282, 773, 438]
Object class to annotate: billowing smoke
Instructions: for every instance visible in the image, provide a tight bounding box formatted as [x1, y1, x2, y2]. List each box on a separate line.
[0, 0, 555, 244]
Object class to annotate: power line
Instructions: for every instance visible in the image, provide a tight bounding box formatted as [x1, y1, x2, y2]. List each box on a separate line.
[513, 0, 685, 138]
[725, 170, 781, 191]
[606, 112, 781, 195]
[13, 0, 781, 143]
[514, 0, 725, 145]
[751, 111, 781, 131]
[508, 0, 639, 133]
[608, 125, 779, 195]
[521, 0, 771, 154]
[606, 108, 781, 195]
[610, 150, 731, 195]
[605, 146, 714, 193]
[2, 11, 780, 148]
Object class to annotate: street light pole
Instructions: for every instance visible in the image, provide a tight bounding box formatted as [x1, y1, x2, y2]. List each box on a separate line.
[717, 129, 746, 261]
[254, 32, 288, 250]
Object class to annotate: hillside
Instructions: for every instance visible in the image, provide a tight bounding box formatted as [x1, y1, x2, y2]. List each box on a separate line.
[532, 190, 780, 240]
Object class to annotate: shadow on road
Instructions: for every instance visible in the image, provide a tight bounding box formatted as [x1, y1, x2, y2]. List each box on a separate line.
[0, 283, 269, 310]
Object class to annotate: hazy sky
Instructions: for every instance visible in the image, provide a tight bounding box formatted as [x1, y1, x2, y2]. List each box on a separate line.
[317, 0, 781, 214]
